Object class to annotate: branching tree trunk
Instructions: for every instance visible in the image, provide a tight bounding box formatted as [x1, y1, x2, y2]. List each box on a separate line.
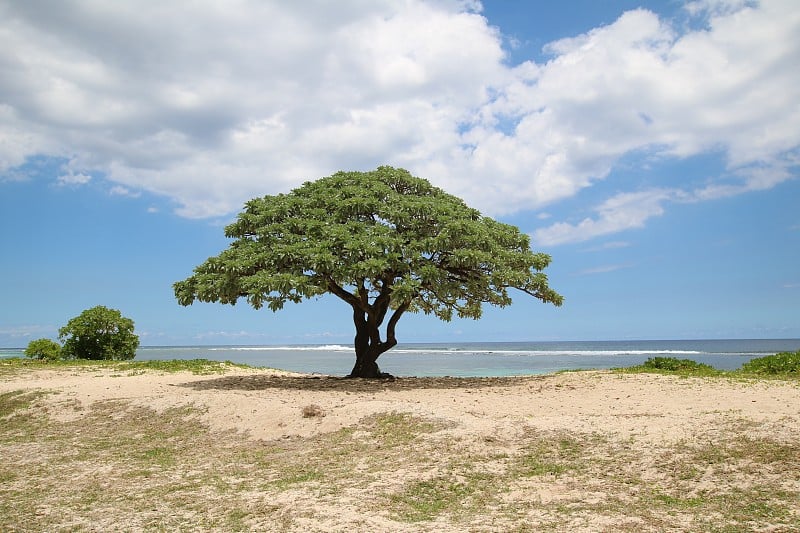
[348, 299, 409, 378]
[324, 276, 410, 377]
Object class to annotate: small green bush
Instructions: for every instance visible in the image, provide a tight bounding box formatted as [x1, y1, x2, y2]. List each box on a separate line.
[641, 357, 714, 372]
[24, 339, 63, 361]
[740, 351, 800, 375]
[59, 305, 139, 361]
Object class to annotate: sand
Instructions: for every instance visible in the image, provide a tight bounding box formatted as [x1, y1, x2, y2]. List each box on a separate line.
[5, 367, 798, 443]
[2, 366, 799, 531]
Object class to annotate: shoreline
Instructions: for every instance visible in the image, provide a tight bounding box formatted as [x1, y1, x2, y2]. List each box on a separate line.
[3, 338, 799, 378]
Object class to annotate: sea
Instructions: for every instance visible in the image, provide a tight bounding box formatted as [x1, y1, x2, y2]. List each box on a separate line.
[3, 339, 797, 377]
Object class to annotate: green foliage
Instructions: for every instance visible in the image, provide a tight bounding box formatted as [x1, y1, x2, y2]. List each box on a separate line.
[618, 357, 720, 376]
[24, 338, 63, 361]
[641, 357, 715, 372]
[740, 350, 800, 375]
[174, 167, 562, 365]
[58, 306, 139, 361]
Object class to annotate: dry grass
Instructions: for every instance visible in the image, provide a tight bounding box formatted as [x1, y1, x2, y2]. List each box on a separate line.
[2, 380, 799, 532]
[301, 404, 325, 418]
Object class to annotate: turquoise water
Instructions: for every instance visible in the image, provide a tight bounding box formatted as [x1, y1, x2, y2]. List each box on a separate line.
[7, 339, 796, 377]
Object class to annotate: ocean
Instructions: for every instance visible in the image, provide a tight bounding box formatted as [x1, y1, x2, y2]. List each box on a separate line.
[4, 339, 796, 377]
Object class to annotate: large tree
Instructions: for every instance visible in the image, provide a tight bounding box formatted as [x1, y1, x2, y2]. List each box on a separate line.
[174, 167, 562, 378]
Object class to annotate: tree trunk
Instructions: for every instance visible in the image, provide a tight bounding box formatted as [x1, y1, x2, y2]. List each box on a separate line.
[348, 351, 386, 379]
[346, 305, 395, 379]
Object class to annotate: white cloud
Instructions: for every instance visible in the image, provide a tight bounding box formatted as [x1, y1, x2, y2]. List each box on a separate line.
[576, 263, 635, 276]
[582, 241, 632, 252]
[109, 185, 139, 197]
[533, 189, 677, 246]
[56, 172, 92, 186]
[684, 0, 754, 18]
[192, 330, 262, 341]
[0, 0, 797, 224]
[0, 324, 56, 339]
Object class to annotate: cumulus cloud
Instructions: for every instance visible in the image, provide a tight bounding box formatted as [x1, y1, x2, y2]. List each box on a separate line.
[533, 189, 677, 245]
[0, 0, 797, 227]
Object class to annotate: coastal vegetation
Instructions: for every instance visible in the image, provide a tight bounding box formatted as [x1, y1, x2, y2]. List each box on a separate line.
[59, 305, 139, 360]
[23, 338, 62, 361]
[619, 351, 800, 378]
[23, 305, 139, 362]
[7, 351, 799, 379]
[0, 357, 248, 376]
[174, 167, 562, 378]
[741, 350, 800, 374]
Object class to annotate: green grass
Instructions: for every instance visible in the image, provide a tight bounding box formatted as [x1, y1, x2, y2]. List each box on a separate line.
[0, 390, 44, 418]
[389, 477, 475, 522]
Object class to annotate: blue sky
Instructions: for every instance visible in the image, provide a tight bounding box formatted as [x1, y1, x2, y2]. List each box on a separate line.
[1, 0, 798, 347]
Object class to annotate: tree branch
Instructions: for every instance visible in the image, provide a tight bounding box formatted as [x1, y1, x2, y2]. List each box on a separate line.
[372, 278, 394, 328]
[326, 277, 364, 310]
[385, 301, 410, 347]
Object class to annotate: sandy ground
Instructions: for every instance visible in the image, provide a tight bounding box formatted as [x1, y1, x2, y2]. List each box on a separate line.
[3, 366, 799, 531]
[3, 366, 798, 446]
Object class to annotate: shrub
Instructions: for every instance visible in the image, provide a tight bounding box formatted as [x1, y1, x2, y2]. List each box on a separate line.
[641, 357, 714, 372]
[24, 338, 63, 361]
[740, 351, 800, 375]
[59, 306, 139, 361]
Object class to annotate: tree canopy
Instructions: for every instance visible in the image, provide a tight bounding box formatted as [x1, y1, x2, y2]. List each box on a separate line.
[174, 166, 562, 377]
[59, 305, 139, 361]
[24, 338, 63, 361]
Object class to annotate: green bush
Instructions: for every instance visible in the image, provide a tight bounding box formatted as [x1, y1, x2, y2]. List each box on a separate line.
[24, 338, 64, 361]
[59, 306, 139, 361]
[641, 357, 714, 372]
[740, 351, 800, 375]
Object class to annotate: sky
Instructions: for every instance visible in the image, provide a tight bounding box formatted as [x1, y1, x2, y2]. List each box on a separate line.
[1, 0, 798, 347]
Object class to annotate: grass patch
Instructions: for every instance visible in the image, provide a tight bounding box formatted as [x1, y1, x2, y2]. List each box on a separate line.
[390, 476, 475, 522]
[0, 390, 46, 418]
[367, 411, 442, 446]
[513, 435, 586, 477]
[0, 357, 253, 375]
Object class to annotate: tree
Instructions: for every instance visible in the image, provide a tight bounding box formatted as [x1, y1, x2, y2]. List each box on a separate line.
[24, 338, 63, 361]
[174, 167, 562, 378]
[59, 306, 140, 360]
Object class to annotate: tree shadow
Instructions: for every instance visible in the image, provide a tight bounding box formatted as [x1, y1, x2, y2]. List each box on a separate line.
[178, 374, 540, 393]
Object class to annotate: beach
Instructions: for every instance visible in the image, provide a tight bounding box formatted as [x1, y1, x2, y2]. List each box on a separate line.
[2, 365, 799, 531]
